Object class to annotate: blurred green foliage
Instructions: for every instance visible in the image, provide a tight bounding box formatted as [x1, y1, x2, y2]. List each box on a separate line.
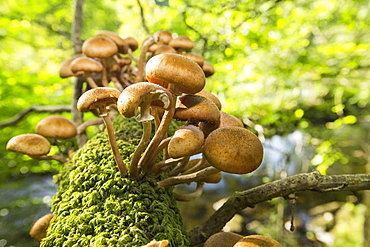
[0, 0, 370, 246]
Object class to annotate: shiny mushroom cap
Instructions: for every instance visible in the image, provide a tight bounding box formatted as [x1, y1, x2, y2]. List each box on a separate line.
[145, 53, 206, 94]
[117, 82, 172, 122]
[70, 56, 103, 73]
[29, 214, 54, 242]
[204, 232, 243, 247]
[77, 87, 121, 113]
[204, 126, 263, 174]
[174, 94, 220, 125]
[183, 52, 204, 67]
[233, 235, 283, 247]
[169, 35, 194, 51]
[168, 125, 204, 159]
[96, 30, 129, 54]
[153, 30, 173, 44]
[153, 45, 177, 56]
[6, 134, 51, 158]
[202, 61, 215, 77]
[82, 36, 118, 58]
[124, 37, 139, 51]
[219, 111, 244, 128]
[35, 115, 77, 140]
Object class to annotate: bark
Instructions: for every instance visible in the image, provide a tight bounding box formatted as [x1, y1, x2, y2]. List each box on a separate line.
[189, 171, 370, 246]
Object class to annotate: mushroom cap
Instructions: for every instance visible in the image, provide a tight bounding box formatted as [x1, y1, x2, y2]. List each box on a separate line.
[169, 35, 194, 50]
[195, 90, 222, 110]
[29, 213, 54, 242]
[202, 61, 215, 77]
[70, 56, 103, 73]
[153, 30, 173, 44]
[146, 53, 206, 94]
[140, 240, 169, 247]
[77, 87, 121, 112]
[6, 134, 51, 157]
[204, 126, 263, 174]
[219, 111, 244, 128]
[168, 125, 204, 159]
[153, 45, 177, 56]
[174, 94, 220, 125]
[233, 235, 283, 247]
[117, 82, 172, 122]
[59, 54, 84, 78]
[35, 115, 77, 140]
[124, 37, 139, 51]
[183, 52, 204, 67]
[204, 232, 243, 247]
[82, 36, 118, 58]
[96, 30, 129, 54]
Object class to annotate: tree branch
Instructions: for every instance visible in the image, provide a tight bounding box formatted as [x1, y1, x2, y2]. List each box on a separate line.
[189, 171, 370, 246]
[136, 0, 150, 35]
[0, 105, 72, 128]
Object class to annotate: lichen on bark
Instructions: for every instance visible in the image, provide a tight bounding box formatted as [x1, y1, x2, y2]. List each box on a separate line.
[41, 116, 190, 247]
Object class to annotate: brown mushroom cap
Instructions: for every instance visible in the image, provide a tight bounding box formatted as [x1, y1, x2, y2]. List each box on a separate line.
[70, 56, 103, 73]
[168, 125, 204, 159]
[124, 37, 139, 51]
[153, 45, 177, 56]
[233, 235, 283, 247]
[96, 30, 128, 53]
[219, 111, 244, 128]
[29, 213, 54, 242]
[183, 52, 204, 67]
[204, 126, 263, 174]
[6, 134, 51, 157]
[195, 90, 222, 110]
[145, 53, 206, 94]
[204, 232, 243, 247]
[153, 30, 173, 44]
[82, 36, 118, 58]
[202, 61, 215, 77]
[117, 82, 172, 122]
[174, 94, 220, 125]
[169, 35, 194, 50]
[77, 87, 121, 112]
[35, 115, 77, 140]
[59, 54, 84, 78]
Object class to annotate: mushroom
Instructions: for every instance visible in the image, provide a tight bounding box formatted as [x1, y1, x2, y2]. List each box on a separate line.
[233, 235, 283, 247]
[117, 82, 173, 177]
[202, 61, 215, 77]
[169, 35, 194, 54]
[35, 115, 77, 140]
[204, 126, 264, 174]
[153, 45, 177, 56]
[59, 54, 84, 78]
[82, 36, 119, 87]
[77, 87, 127, 176]
[29, 213, 54, 242]
[6, 134, 67, 163]
[195, 90, 222, 110]
[70, 56, 103, 88]
[153, 30, 173, 45]
[95, 30, 129, 55]
[204, 232, 243, 247]
[167, 125, 204, 159]
[140, 239, 169, 247]
[219, 111, 244, 128]
[183, 52, 204, 67]
[145, 53, 206, 95]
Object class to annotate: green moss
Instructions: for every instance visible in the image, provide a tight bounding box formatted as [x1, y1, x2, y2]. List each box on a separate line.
[42, 116, 190, 247]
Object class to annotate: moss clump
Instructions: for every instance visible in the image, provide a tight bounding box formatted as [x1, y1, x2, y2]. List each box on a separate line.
[41, 116, 190, 247]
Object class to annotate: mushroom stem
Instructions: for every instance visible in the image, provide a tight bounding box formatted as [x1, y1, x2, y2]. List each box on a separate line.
[138, 102, 175, 173]
[173, 182, 204, 201]
[157, 166, 220, 188]
[169, 155, 190, 176]
[130, 120, 152, 178]
[100, 59, 109, 87]
[135, 36, 155, 83]
[127, 48, 139, 63]
[101, 111, 127, 176]
[85, 74, 99, 88]
[151, 157, 185, 176]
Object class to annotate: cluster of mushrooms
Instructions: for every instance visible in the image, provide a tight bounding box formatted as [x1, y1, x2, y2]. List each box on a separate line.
[204, 232, 282, 247]
[7, 30, 267, 245]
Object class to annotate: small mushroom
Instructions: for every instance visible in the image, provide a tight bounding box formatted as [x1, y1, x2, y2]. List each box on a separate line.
[29, 213, 54, 242]
[195, 90, 222, 110]
[59, 54, 84, 78]
[117, 82, 173, 177]
[140, 239, 169, 247]
[35, 115, 77, 140]
[233, 235, 283, 247]
[70, 56, 103, 88]
[202, 61, 215, 77]
[204, 232, 243, 247]
[77, 87, 127, 176]
[169, 35, 194, 54]
[145, 53, 206, 94]
[183, 52, 204, 67]
[204, 126, 263, 174]
[96, 30, 129, 54]
[6, 134, 67, 163]
[167, 125, 204, 159]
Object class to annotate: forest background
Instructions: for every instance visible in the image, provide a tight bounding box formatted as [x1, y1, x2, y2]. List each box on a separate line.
[0, 0, 370, 246]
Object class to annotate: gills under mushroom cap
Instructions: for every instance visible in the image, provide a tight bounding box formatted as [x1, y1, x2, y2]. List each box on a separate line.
[204, 126, 263, 174]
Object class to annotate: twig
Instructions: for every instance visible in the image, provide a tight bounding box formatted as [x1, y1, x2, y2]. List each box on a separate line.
[136, 0, 150, 35]
[189, 171, 370, 246]
[0, 105, 71, 128]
